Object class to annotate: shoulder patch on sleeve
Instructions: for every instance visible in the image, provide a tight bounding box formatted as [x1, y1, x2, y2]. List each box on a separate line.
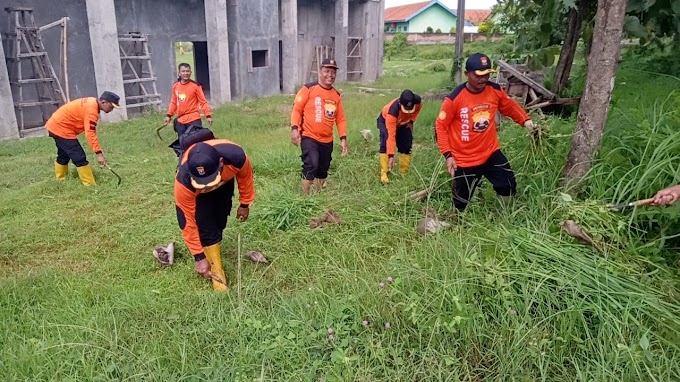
[446, 83, 468, 101]
[438, 111, 447, 120]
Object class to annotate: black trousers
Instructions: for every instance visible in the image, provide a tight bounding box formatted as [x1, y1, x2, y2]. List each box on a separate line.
[50, 132, 88, 167]
[300, 137, 333, 180]
[174, 118, 202, 137]
[377, 115, 413, 155]
[452, 150, 516, 211]
[195, 179, 234, 247]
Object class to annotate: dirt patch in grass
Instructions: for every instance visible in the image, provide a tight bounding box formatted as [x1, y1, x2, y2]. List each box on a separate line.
[0, 252, 92, 278]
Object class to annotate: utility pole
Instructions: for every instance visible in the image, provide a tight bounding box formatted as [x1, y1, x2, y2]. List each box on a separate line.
[454, 0, 465, 84]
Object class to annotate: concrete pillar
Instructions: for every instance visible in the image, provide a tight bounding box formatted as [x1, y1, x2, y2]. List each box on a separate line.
[86, 0, 127, 122]
[281, 0, 299, 93]
[334, 0, 348, 82]
[362, 0, 384, 82]
[0, 45, 19, 140]
[204, 0, 231, 104]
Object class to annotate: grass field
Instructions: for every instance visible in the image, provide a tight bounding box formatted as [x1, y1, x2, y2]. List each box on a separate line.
[1, 46, 679, 381]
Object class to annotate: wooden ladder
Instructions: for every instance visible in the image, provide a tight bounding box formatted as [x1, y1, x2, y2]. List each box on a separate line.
[118, 32, 162, 113]
[308, 45, 334, 83]
[4, 7, 65, 136]
[347, 37, 363, 81]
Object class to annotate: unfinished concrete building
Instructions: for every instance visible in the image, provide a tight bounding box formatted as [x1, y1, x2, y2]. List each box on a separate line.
[0, 0, 385, 140]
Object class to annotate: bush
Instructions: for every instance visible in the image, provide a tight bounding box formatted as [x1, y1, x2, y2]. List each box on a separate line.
[417, 45, 453, 60]
[478, 19, 494, 34]
[384, 32, 408, 60]
[425, 26, 434, 34]
[428, 62, 448, 72]
[449, 26, 456, 34]
[435, 28, 442, 33]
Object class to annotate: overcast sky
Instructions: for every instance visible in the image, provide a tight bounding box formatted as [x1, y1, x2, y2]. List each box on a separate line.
[385, 0, 498, 10]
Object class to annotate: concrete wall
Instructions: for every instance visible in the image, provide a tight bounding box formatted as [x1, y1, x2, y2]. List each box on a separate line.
[1, 0, 97, 132]
[384, 32, 506, 44]
[0, 44, 19, 140]
[297, 0, 337, 84]
[279, 0, 298, 94]
[114, 0, 207, 109]
[226, 0, 281, 99]
[353, 0, 384, 83]
[1, 0, 386, 139]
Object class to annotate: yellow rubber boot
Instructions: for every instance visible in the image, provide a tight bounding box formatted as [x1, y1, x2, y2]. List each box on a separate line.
[204, 243, 228, 292]
[76, 164, 96, 186]
[54, 162, 68, 181]
[302, 179, 314, 195]
[379, 154, 390, 184]
[399, 154, 411, 175]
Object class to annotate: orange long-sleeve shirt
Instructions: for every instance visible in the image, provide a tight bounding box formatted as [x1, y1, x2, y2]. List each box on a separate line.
[380, 98, 423, 156]
[174, 139, 255, 255]
[166, 80, 212, 125]
[435, 82, 530, 167]
[290, 82, 347, 144]
[46, 97, 103, 153]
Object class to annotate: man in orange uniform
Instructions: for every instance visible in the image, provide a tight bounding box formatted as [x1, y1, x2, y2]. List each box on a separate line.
[46, 91, 121, 186]
[290, 58, 348, 194]
[435, 53, 535, 211]
[163, 63, 213, 156]
[174, 140, 255, 291]
[377, 89, 422, 184]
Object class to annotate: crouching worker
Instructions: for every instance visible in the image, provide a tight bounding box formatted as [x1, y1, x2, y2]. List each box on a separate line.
[377, 89, 422, 184]
[435, 53, 534, 211]
[174, 140, 255, 291]
[47, 91, 121, 185]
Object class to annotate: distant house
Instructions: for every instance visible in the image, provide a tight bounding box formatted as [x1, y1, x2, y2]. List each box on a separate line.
[463, 9, 492, 26]
[384, 0, 476, 34]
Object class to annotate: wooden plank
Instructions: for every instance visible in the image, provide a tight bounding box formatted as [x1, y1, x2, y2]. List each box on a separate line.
[123, 77, 157, 84]
[526, 101, 552, 110]
[14, 78, 55, 84]
[120, 55, 150, 60]
[15, 100, 61, 107]
[125, 94, 161, 101]
[125, 100, 162, 108]
[496, 59, 556, 99]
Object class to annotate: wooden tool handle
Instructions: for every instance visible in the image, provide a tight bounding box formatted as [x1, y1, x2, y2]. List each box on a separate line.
[634, 198, 655, 206]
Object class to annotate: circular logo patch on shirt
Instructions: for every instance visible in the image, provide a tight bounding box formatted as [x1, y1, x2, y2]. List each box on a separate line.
[296, 96, 303, 103]
[438, 111, 447, 120]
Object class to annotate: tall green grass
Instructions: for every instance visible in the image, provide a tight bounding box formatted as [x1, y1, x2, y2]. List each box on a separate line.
[0, 45, 679, 381]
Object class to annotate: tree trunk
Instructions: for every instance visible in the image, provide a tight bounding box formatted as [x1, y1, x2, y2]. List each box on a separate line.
[551, 1, 586, 94]
[562, 0, 627, 188]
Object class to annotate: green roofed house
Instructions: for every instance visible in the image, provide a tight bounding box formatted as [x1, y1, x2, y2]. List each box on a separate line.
[384, 0, 475, 33]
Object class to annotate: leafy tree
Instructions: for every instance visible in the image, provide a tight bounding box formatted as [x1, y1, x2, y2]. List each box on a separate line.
[425, 26, 434, 34]
[564, 0, 628, 187]
[384, 32, 408, 60]
[450, 26, 457, 33]
[435, 28, 442, 33]
[477, 19, 494, 34]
